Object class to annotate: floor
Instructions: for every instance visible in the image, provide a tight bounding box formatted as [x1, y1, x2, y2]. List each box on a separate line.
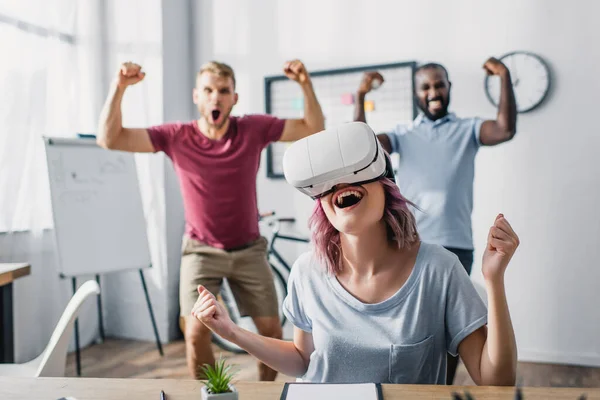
[66, 338, 600, 388]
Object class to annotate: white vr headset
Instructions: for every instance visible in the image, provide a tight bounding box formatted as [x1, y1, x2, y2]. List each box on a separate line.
[282, 121, 395, 199]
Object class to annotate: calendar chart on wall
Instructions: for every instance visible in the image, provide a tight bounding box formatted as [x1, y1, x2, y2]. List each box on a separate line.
[264, 61, 417, 178]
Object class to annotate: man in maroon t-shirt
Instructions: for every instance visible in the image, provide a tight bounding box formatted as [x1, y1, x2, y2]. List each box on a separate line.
[97, 59, 324, 380]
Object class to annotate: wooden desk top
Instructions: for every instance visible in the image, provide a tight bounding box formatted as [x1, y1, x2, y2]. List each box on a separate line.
[0, 378, 598, 400]
[0, 263, 30, 287]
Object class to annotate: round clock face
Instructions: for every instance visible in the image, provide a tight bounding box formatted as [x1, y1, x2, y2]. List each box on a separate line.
[485, 51, 550, 113]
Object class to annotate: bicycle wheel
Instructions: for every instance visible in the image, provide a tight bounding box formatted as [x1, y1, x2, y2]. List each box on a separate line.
[212, 263, 288, 353]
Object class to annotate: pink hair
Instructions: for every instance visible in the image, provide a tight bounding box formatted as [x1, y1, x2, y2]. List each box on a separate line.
[309, 179, 419, 275]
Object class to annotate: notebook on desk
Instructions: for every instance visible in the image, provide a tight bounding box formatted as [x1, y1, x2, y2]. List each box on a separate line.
[280, 382, 383, 400]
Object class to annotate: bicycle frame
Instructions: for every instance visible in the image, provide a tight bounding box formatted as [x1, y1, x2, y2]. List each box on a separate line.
[259, 213, 310, 276]
[268, 232, 310, 275]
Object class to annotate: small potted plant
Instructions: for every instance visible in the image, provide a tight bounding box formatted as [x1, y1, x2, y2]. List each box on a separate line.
[200, 356, 238, 400]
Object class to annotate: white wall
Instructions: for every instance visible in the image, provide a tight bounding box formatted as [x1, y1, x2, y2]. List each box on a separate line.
[190, 0, 600, 366]
[161, 0, 193, 340]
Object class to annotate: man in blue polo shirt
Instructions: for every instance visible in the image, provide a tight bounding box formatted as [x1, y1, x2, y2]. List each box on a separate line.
[354, 57, 517, 384]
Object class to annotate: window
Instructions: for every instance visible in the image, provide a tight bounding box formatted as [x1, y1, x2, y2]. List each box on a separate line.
[0, 1, 82, 231]
[0, 0, 163, 232]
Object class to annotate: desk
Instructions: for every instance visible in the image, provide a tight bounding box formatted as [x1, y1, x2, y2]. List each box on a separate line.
[0, 263, 31, 363]
[0, 378, 598, 400]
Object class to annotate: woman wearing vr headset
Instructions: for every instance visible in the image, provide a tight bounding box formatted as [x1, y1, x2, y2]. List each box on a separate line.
[192, 122, 518, 386]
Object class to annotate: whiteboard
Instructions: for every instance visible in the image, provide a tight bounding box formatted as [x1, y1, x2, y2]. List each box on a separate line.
[265, 61, 417, 178]
[44, 137, 151, 277]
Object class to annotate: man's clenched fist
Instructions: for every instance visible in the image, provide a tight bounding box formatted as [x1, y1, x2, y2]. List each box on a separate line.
[116, 62, 145, 88]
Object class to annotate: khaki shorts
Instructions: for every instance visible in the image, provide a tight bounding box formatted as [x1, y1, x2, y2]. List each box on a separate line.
[179, 235, 279, 318]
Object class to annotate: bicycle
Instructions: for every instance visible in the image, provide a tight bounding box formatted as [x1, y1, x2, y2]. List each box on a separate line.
[212, 211, 310, 353]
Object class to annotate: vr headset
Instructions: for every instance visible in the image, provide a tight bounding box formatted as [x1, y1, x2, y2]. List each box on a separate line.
[282, 121, 395, 199]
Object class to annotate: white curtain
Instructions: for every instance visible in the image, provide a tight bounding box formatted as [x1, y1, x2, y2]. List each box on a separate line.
[0, 0, 166, 362]
[0, 1, 78, 232]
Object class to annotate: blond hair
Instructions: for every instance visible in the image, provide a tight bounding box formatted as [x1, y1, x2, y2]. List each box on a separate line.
[197, 61, 236, 89]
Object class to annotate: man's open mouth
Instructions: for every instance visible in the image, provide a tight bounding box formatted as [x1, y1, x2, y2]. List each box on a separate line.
[211, 109, 221, 122]
[427, 97, 443, 112]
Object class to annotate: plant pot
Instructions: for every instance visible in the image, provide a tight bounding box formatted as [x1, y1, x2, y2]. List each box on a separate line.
[201, 384, 238, 400]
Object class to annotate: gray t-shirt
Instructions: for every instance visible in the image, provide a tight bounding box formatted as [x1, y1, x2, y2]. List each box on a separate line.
[282, 242, 487, 384]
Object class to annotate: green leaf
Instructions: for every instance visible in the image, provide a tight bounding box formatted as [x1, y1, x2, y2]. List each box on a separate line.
[199, 355, 238, 394]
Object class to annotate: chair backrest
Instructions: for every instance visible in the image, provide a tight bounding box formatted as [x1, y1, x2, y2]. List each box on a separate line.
[35, 280, 100, 377]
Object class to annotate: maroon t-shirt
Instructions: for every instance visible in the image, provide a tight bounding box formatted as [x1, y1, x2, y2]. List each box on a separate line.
[148, 115, 285, 250]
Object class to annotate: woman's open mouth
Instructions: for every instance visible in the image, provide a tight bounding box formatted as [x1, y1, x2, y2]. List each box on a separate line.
[334, 189, 364, 209]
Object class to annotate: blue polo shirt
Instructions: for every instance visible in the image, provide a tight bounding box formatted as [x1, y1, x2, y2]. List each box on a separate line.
[386, 113, 484, 250]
